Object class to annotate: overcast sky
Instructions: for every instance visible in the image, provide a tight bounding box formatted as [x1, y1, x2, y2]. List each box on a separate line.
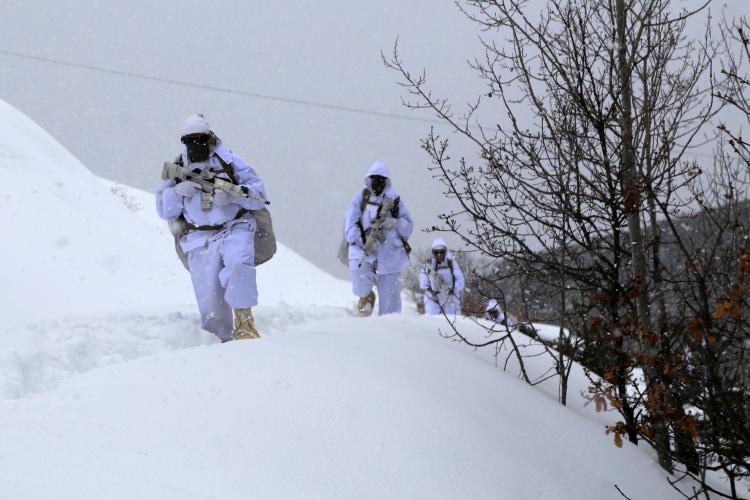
[0, 0, 745, 277]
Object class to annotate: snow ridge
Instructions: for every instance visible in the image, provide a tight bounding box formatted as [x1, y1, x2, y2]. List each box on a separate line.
[0, 305, 354, 400]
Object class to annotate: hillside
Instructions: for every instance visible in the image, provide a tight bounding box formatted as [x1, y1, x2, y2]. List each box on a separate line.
[0, 100, 690, 499]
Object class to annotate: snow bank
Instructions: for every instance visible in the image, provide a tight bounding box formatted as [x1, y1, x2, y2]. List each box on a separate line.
[0, 101, 697, 499]
[0, 99, 194, 323]
[0, 304, 354, 400]
[0, 315, 682, 500]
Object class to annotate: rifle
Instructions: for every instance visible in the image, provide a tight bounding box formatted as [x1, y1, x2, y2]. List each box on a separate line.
[162, 161, 269, 211]
[429, 266, 452, 297]
[358, 197, 397, 268]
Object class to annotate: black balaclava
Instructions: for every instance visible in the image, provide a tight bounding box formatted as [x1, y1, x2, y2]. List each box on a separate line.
[370, 175, 387, 196]
[182, 133, 211, 163]
[432, 246, 447, 264]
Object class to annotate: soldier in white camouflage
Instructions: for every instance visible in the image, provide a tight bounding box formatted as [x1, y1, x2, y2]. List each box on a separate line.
[344, 161, 413, 316]
[419, 239, 465, 316]
[156, 114, 267, 341]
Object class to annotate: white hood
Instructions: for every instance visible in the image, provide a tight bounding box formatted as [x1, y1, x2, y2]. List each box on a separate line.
[181, 113, 210, 137]
[431, 238, 448, 250]
[430, 238, 455, 265]
[364, 160, 396, 197]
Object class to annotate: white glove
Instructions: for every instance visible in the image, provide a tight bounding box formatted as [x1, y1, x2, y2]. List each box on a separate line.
[213, 190, 232, 206]
[173, 181, 200, 197]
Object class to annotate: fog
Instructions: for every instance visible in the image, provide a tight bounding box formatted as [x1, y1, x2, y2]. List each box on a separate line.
[1, 0, 744, 277]
[0, 1, 488, 277]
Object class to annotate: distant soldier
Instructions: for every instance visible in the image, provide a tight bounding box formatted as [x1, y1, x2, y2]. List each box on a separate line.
[485, 299, 513, 328]
[156, 114, 268, 341]
[344, 161, 413, 316]
[419, 239, 465, 316]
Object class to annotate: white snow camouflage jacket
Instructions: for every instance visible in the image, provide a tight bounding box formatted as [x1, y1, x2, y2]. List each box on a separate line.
[156, 141, 266, 252]
[345, 161, 413, 275]
[419, 239, 465, 314]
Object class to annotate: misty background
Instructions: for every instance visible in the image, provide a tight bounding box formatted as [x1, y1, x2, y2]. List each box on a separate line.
[0, 1, 488, 278]
[0, 0, 743, 278]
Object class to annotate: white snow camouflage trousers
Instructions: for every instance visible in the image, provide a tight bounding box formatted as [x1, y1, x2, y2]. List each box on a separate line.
[349, 259, 402, 315]
[186, 220, 257, 341]
[423, 292, 462, 316]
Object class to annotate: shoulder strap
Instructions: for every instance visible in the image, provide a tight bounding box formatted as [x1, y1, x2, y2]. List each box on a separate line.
[359, 188, 370, 213]
[214, 154, 238, 184]
[354, 188, 370, 245]
[449, 258, 456, 294]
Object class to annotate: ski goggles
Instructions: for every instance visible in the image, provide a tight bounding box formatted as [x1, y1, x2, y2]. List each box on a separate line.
[181, 133, 210, 146]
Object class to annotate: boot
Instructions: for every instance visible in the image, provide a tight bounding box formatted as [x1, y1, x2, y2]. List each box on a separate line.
[356, 291, 376, 317]
[233, 308, 260, 340]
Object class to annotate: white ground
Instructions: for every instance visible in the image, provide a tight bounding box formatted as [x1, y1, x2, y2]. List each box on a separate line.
[0, 99, 701, 499]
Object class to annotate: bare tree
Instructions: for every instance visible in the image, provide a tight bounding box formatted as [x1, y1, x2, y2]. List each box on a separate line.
[717, 17, 750, 169]
[385, 0, 722, 479]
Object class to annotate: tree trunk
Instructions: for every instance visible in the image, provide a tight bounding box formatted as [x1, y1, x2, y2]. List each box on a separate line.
[615, 0, 672, 472]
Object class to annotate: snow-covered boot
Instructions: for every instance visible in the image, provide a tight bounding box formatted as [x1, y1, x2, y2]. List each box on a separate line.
[356, 291, 376, 317]
[233, 308, 260, 340]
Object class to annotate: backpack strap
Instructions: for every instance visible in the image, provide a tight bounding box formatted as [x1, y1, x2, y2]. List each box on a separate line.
[214, 154, 238, 184]
[356, 188, 369, 244]
[359, 188, 370, 213]
[448, 258, 456, 294]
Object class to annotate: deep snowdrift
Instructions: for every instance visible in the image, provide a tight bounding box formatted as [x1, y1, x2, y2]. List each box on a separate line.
[0, 100, 687, 499]
[0, 315, 682, 500]
[0, 99, 193, 322]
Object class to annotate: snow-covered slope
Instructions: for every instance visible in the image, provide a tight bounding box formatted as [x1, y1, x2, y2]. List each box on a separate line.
[0, 98, 352, 399]
[0, 101, 688, 499]
[0, 98, 352, 324]
[0, 99, 194, 323]
[1, 315, 683, 500]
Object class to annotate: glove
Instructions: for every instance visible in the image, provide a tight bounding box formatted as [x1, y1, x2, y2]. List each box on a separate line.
[214, 190, 232, 206]
[173, 180, 200, 197]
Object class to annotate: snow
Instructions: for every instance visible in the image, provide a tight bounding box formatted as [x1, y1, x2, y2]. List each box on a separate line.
[0, 99, 693, 498]
[1, 315, 683, 500]
[97, 178, 354, 310]
[0, 98, 194, 323]
[528, 322, 572, 343]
